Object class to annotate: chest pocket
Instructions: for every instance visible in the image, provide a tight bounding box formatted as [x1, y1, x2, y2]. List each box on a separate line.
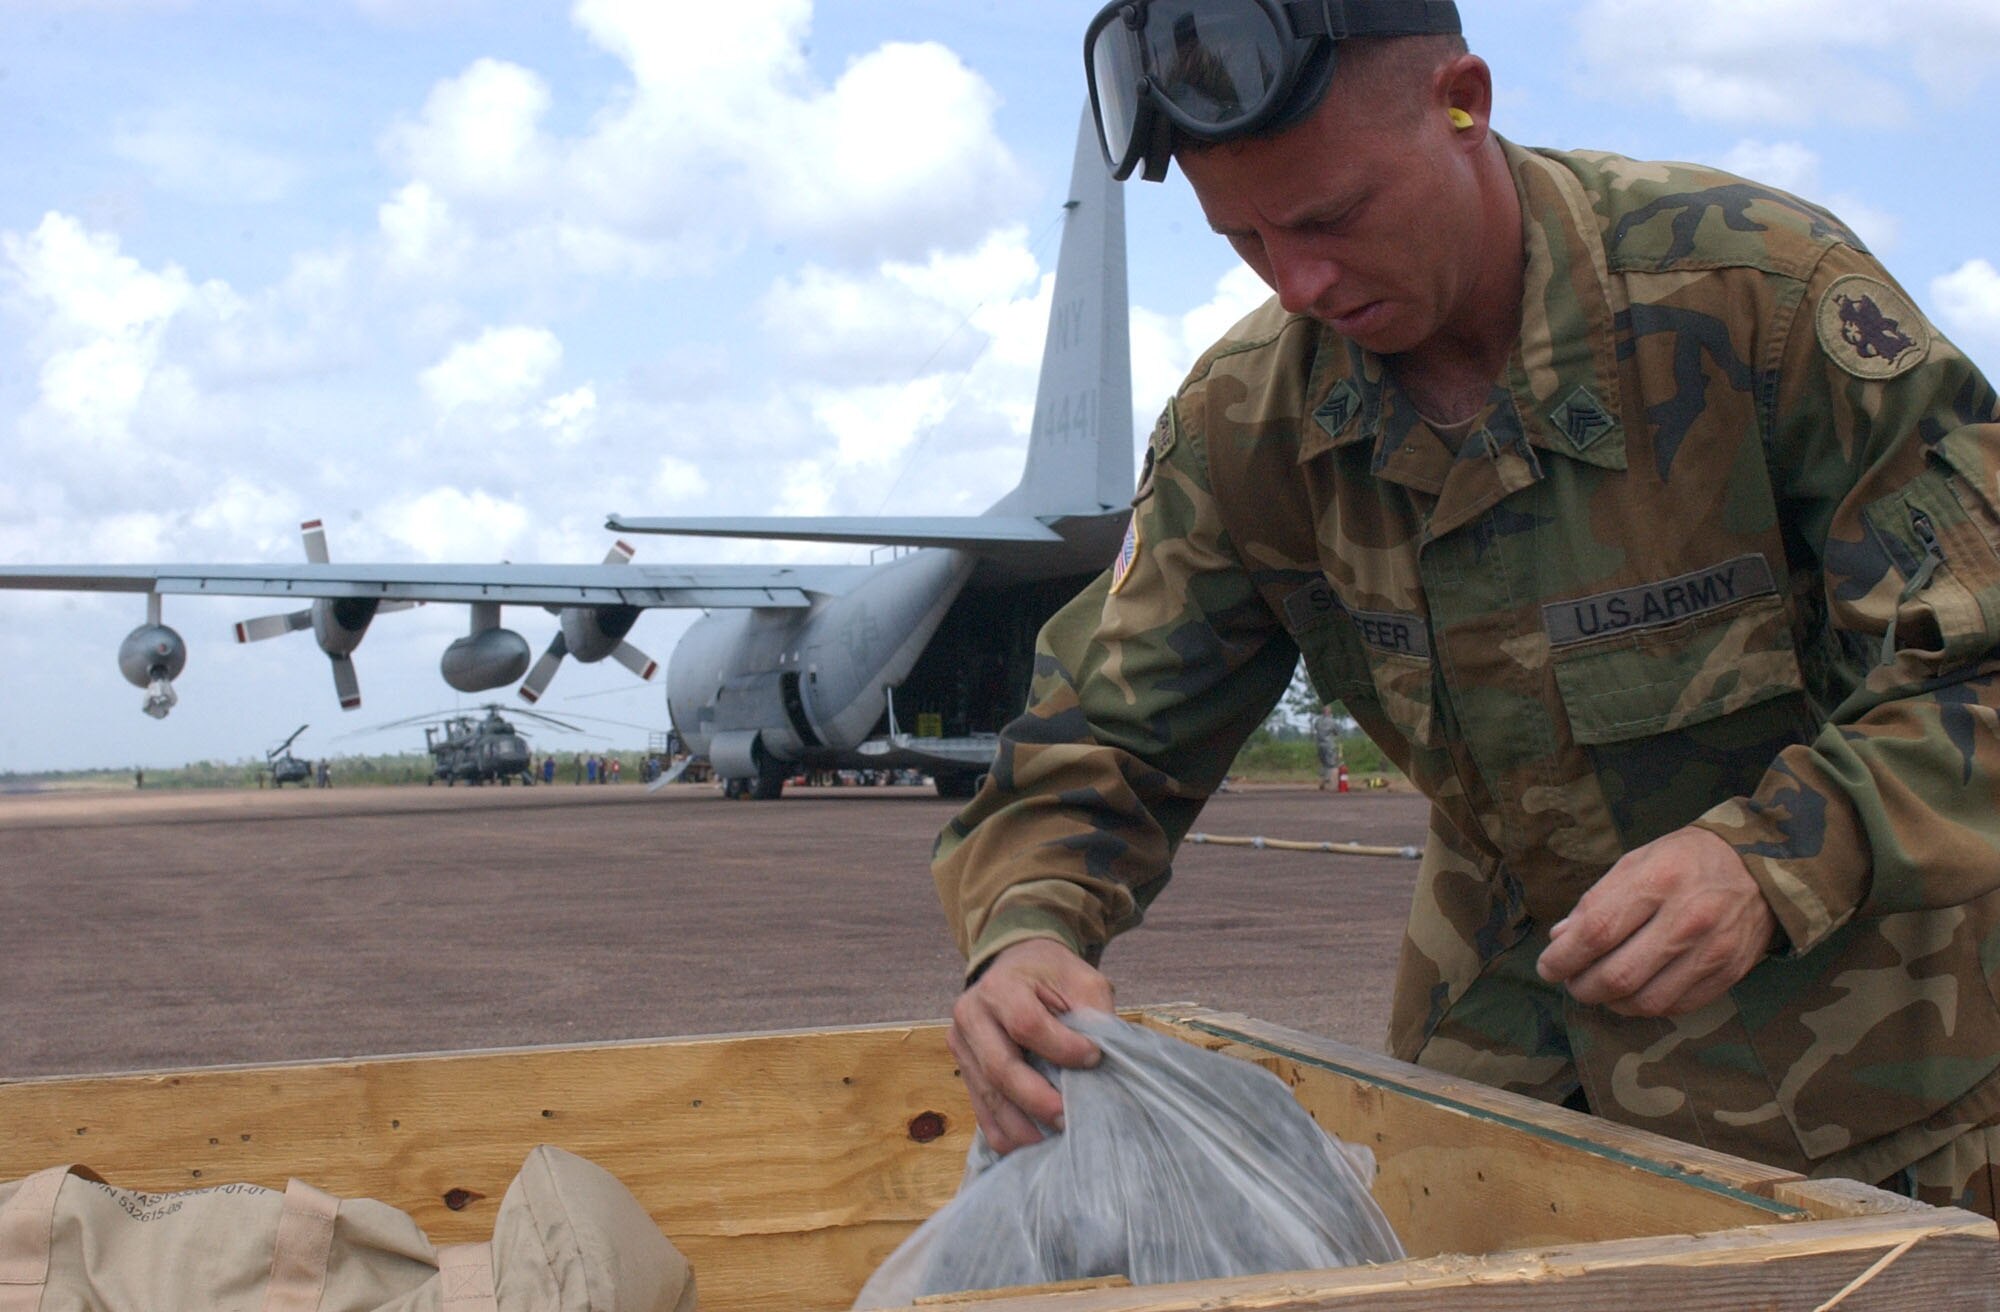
[1546, 558, 1815, 848]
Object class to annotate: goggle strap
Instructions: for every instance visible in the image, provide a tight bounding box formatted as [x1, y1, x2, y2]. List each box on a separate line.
[1284, 0, 1463, 40]
[1138, 111, 1173, 182]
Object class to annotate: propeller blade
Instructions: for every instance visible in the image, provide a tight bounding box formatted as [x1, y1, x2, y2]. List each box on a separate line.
[235, 610, 312, 643]
[380, 600, 421, 614]
[518, 633, 569, 704]
[610, 641, 658, 681]
[330, 654, 361, 710]
[603, 541, 636, 566]
[300, 518, 330, 564]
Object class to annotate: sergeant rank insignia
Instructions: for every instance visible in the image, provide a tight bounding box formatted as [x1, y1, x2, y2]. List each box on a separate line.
[1816, 273, 1929, 381]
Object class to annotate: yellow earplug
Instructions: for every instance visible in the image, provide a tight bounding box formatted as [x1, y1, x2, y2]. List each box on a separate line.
[1448, 108, 1475, 130]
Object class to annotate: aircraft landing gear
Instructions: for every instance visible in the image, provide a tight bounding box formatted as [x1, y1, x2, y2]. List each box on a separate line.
[748, 755, 788, 800]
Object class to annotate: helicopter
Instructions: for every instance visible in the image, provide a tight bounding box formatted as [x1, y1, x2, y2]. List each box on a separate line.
[373, 704, 583, 786]
[264, 724, 312, 787]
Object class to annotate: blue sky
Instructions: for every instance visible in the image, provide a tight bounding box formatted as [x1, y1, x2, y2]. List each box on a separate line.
[3, 0, 1997, 772]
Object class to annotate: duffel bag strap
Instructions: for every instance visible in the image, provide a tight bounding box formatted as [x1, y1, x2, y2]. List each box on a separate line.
[261, 1178, 341, 1312]
[0, 1165, 104, 1312]
[438, 1243, 498, 1312]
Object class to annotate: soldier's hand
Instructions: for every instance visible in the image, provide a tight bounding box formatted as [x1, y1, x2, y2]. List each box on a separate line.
[947, 938, 1114, 1154]
[1536, 826, 1776, 1018]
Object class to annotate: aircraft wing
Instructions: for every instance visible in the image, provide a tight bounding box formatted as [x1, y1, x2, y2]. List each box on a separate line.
[604, 515, 1063, 549]
[0, 562, 827, 608]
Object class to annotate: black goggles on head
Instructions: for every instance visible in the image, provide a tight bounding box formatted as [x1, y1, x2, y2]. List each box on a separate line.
[1085, 0, 1462, 182]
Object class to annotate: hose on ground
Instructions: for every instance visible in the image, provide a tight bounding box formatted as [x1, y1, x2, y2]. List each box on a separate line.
[1186, 833, 1420, 859]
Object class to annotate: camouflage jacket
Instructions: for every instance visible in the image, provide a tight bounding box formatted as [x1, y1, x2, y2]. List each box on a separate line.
[934, 141, 2000, 1182]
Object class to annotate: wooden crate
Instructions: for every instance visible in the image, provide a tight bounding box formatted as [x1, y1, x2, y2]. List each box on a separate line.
[2, 1005, 1994, 1310]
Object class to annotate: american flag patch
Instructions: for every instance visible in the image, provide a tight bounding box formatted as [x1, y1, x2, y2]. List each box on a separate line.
[1110, 519, 1141, 594]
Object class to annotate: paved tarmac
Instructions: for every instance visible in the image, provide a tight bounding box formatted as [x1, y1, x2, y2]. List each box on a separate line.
[0, 781, 1426, 1080]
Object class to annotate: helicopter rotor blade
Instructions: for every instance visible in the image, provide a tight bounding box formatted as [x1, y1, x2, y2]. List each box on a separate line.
[517, 631, 569, 705]
[505, 706, 587, 733]
[609, 640, 657, 681]
[234, 609, 312, 643]
[330, 654, 361, 710]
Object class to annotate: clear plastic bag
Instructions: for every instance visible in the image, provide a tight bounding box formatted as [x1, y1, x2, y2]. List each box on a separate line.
[854, 1009, 1404, 1307]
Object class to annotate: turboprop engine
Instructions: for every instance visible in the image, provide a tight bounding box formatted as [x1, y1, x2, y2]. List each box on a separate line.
[515, 541, 657, 704]
[233, 519, 416, 710]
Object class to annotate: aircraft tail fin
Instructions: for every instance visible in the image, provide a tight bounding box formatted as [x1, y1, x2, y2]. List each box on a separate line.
[993, 104, 1133, 520]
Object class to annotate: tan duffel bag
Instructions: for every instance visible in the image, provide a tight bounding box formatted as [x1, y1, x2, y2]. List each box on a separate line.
[0, 1144, 695, 1311]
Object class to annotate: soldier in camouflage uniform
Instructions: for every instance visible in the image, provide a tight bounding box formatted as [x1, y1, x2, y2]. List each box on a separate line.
[935, 7, 2000, 1219]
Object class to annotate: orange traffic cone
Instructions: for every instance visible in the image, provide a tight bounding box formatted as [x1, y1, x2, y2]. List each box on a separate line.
[1336, 764, 1350, 793]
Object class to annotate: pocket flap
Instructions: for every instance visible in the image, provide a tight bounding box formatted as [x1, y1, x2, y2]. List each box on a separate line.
[1552, 591, 1803, 744]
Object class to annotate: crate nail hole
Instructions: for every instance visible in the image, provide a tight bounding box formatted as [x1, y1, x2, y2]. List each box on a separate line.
[190, 1170, 202, 1179]
[691, 1099, 702, 1108]
[541, 1109, 555, 1118]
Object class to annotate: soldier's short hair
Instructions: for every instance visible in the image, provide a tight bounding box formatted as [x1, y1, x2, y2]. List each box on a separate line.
[1170, 33, 1469, 159]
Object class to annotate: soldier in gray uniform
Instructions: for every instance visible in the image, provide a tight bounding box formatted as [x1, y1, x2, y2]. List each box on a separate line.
[1312, 705, 1343, 789]
[935, 1, 2000, 1217]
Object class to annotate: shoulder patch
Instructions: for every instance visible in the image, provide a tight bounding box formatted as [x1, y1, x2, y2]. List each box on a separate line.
[1815, 274, 1929, 381]
[1109, 517, 1141, 595]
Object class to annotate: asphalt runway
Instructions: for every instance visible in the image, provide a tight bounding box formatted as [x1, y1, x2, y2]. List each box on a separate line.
[0, 781, 1427, 1080]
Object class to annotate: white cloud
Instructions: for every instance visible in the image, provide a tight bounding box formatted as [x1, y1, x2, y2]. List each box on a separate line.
[756, 41, 1019, 254]
[378, 182, 470, 278]
[537, 385, 597, 449]
[382, 58, 555, 204]
[1572, 0, 1999, 126]
[185, 477, 299, 543]
[1128, 263, 1273, 448]
[2, 212, 199, 460]
[761, 228, 1041, 382]
[376, 487, 532, 561]
[419, 325, 562, 413]
[379, 1, 1026, 280]
[1719, 140, 1820, 194]
[646, 455, 710, 505]
[809, 377, 952, 470]
[111, 111, 301, 204]
[1933, 259, 2000, 359]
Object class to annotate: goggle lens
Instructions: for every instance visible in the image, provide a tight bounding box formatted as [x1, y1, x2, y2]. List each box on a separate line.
[1139, 2, 1289, 131]
[1091, 18, 1143, 165]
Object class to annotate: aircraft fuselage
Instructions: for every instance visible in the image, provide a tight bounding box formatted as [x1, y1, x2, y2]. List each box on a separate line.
[667, 548, 973, 775]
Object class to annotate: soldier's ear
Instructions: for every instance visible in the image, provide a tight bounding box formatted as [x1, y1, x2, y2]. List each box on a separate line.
[1436, 54, 1493, 140]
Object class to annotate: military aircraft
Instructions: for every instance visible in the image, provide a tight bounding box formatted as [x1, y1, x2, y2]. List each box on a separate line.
[264, 724, 312, 787]
[391, 704, 571, 787]
[0, 109, 1133, 800]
